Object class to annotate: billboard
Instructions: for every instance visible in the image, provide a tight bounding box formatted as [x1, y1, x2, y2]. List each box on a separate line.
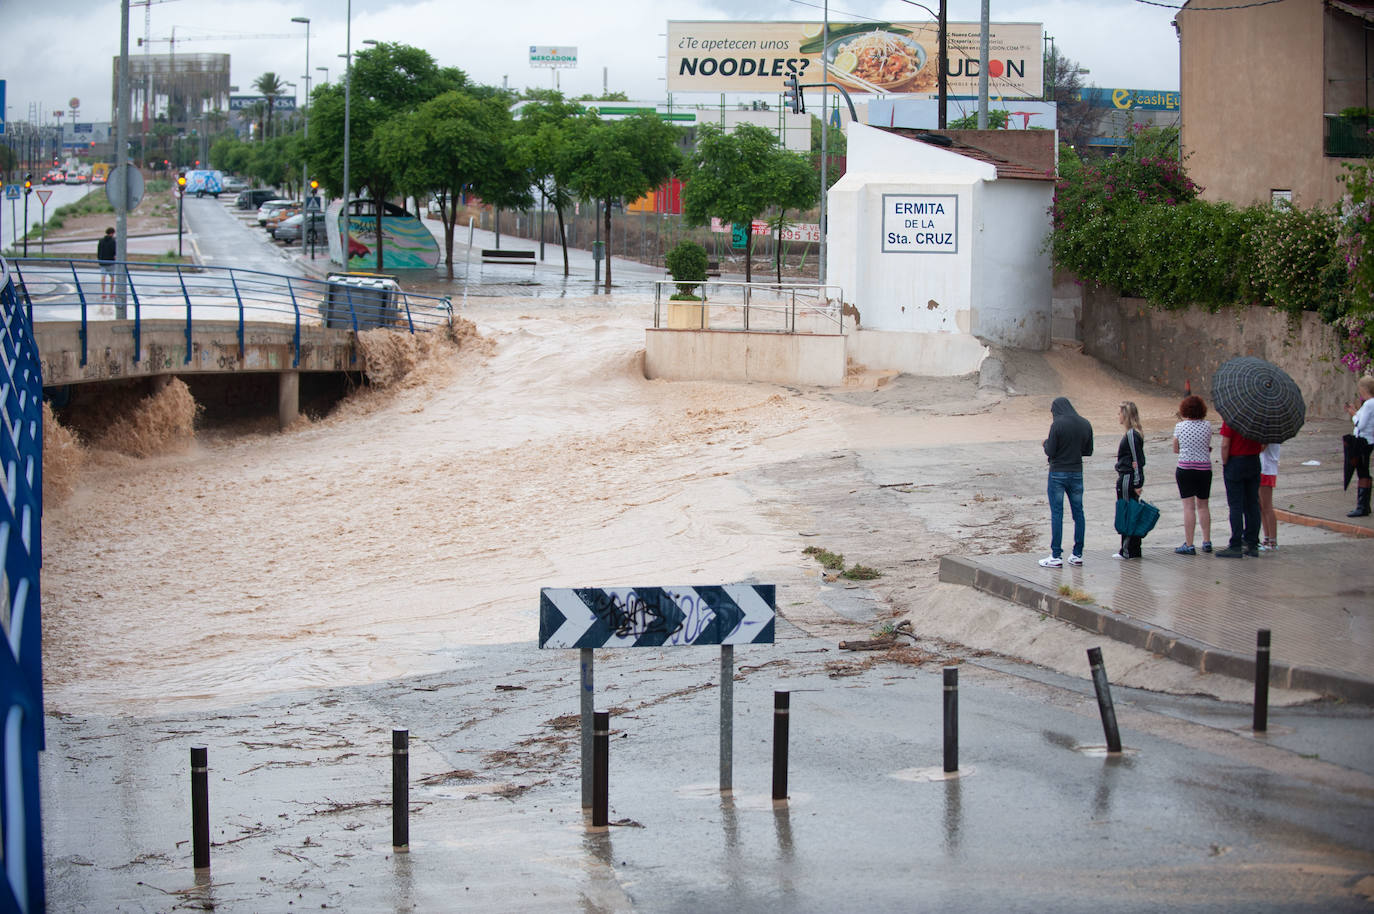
[229, 95, 298, 111]
[530, 46, 577, 69]
[1077, 88, 1180, 111]
[667, 21, 1042, 98]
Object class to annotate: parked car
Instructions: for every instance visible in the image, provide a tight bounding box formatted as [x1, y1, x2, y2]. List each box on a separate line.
[237, 189, 278, 210]
[274, 212, 326, 245]
[221, 175, 248, 194]
[265, 206, 302, 237]
[256, 199, 296, 226]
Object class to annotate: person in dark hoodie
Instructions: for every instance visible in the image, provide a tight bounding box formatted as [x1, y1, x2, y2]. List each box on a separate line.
[1039, 397, 1094, 568]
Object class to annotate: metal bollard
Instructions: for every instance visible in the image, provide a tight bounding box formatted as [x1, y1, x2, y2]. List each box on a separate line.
[1087, 648, 1123, 753]
[943, 667, 959, 773]
[1253, 629, 1271, 733]
[190, 746, 210, 870]
[592, 711, 609, 828]
[392, 729, 409, 851]
[772, 691, 790, 801]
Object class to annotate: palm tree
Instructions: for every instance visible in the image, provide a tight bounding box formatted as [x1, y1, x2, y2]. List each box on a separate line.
[253, 72, 286, 141]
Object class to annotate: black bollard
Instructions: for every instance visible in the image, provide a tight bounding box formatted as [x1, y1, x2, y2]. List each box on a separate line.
[392, 730, 409, 851]
[772, 691, 790, 801]
[1087, 648, 1123, 753]
[1253, 630, 1271, 733]
[592, 711, 609, 828]
[943, 667, 959, 773]
[190, 746, 210, 870]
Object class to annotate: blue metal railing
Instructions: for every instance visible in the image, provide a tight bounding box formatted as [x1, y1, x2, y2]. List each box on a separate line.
[10, 259, 454, 369]
[0, 256, 46, 913]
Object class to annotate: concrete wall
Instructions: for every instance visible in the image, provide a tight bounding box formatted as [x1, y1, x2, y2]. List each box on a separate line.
[644, 329, 846, 387]
[1180, 0, 1353, 208]
[970, 178, 1054, 349]
[1080, 283, 1353, 418]
[845, 328, 988, 378]
[38, 319, 359, 386]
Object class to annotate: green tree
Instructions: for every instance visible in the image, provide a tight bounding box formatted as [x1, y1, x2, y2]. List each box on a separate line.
[306, 43, 467, 270]
[681, 123, 801, 283]
[514, 94, 587, 275]
[766, 150, 821, 284]
[567, 112, 683, 290]
[253, 73, 287, 140]
[949, 109, 1011, 130]
[377, 90, 517, 279]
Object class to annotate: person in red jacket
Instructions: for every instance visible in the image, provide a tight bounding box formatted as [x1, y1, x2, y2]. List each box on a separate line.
[1216, 420, 1264, 557]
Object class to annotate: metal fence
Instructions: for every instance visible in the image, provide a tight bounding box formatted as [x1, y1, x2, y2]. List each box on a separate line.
[651, 280, 846, 334]
[0, 255, 46, 913]
[469, 208, 823, 275]
[9, 259, 455, 369]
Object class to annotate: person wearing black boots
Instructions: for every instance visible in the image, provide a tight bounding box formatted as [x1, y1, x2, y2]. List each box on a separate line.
[1345, 375, 1374, 517]
[1114, 401, 1146, 559]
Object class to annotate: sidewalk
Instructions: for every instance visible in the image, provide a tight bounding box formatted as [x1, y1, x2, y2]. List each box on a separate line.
[941, 492, 1374, 703]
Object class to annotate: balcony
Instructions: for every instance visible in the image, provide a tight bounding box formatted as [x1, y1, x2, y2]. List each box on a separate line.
[1325, 113, 1374, 157]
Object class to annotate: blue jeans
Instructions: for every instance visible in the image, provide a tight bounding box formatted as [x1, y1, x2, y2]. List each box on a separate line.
[1048, 471, 1086, 559]
[1223, 454, 1261, 549]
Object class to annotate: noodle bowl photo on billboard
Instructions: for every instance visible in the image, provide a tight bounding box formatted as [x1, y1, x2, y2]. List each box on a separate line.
[666, 21, 1043, 99]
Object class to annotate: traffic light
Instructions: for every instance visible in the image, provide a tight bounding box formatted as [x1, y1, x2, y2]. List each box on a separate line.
[177, 173, 187, 189]
[23, 174, 32, 194]
[783, 73, 804, 115]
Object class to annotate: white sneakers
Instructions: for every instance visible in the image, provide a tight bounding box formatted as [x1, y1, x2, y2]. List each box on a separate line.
[1067, 555, 1083, 566]
[1040, 555, 1083, 568]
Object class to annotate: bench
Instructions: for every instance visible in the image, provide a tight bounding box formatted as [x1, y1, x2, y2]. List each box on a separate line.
[481, 249, 536, 265]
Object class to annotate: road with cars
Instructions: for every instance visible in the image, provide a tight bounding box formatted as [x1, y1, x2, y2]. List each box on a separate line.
[182, 192, 307, 276]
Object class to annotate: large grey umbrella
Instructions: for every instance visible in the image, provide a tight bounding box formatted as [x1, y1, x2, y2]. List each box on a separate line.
[1211, 357, 1306, 444]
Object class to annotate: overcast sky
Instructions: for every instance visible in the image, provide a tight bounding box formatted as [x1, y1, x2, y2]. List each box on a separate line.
[2, 0, 1181, 126]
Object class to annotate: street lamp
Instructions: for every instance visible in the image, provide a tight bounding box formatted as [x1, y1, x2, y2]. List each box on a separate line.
[316, 65, 329, 86]
[292, 16, 311, 202]
[176, 172, 186, 257]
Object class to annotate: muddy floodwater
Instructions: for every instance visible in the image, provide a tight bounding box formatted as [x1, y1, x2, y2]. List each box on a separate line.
[42, 292, 1238, 718]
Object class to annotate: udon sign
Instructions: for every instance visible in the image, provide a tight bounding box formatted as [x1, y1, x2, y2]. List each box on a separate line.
[667, 21, 1042, 98]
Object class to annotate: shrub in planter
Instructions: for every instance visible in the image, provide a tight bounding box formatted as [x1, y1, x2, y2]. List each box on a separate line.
[665, 240, 708, 300]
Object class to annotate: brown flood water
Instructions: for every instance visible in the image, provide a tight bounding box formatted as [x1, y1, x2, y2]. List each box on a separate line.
[40, 294, 1176, 716]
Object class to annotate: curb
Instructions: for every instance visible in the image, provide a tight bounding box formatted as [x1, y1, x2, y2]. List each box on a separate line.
[937, 554, 1374, 705]
[1275, 507, 1374, 539]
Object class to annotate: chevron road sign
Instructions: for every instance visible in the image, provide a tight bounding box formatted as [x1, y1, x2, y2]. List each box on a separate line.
[539, 585, 775, 649]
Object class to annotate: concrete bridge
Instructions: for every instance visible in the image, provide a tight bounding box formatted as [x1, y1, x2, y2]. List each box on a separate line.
[10, 258, 453, 428]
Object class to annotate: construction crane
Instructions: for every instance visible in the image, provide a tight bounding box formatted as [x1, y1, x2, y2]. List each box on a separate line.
[138, 31, 296, 50]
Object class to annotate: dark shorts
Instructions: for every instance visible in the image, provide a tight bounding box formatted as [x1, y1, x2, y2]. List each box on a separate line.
[1176, 467, 1212, 500]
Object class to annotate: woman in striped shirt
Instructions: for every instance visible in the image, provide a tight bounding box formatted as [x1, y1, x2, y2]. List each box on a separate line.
[1171, 395, 1214, 555]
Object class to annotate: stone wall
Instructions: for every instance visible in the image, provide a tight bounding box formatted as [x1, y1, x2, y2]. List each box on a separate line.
[1079, 283, 1354, 419]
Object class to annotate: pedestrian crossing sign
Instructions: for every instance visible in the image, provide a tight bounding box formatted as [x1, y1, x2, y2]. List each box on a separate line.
[4, 184, 18, 201]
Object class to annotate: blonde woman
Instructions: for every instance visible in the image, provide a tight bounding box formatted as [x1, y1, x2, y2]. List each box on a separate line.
[1114, 401, 1146, 559]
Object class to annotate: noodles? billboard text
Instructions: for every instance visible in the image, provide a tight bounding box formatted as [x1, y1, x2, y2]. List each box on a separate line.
[667, 21, 1042, 98]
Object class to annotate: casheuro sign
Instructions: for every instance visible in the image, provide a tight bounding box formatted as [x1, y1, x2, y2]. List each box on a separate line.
[667, 21, 1042, 96]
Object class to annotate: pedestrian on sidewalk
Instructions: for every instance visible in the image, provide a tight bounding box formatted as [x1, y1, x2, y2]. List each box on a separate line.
[1114, 401, 1146, 560]
[1171, 395, 1213, 555]
[1216, 419, 1264, 557]
[1259, 443, 1280, 550]
[97, 227, 116, 300]
[1039, 397, 1094, 568]
[1344, 375, 1374, 517]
